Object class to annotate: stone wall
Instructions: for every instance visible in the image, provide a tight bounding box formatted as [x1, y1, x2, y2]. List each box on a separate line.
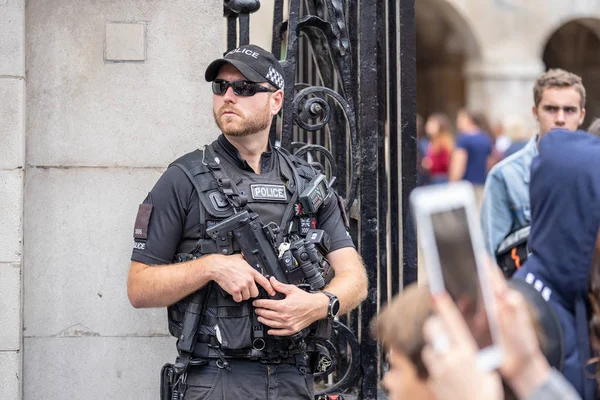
[0, 0, 25, 398]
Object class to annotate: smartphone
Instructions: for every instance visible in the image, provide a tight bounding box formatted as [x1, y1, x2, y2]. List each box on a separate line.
[410, 181, 502, 371]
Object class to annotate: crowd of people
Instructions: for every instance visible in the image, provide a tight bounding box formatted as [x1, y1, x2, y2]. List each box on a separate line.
[417, 109, 498, 191]
[375, 68, 600, 400]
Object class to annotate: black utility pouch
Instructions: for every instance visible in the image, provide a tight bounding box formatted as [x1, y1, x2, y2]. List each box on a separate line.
[495, 225, 530, 278]
[160, 363, 175, 400]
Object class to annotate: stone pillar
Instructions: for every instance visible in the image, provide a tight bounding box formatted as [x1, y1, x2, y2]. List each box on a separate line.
[0, 1, 25, 399]
[465, 60, 545, 130]
[23, 2, 222, 399]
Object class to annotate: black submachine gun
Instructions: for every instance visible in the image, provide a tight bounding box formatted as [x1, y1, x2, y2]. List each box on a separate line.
[206, 209, 334, 349]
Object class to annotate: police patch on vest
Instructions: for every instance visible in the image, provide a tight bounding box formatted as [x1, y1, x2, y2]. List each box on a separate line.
[250, 184, 287, 201]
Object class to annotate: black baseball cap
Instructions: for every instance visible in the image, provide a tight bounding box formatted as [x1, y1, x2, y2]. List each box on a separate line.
[204, 44, 285, 90]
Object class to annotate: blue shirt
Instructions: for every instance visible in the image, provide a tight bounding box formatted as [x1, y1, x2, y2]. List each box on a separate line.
[480, 135, 538, 260]
[456, 132, 492, 185]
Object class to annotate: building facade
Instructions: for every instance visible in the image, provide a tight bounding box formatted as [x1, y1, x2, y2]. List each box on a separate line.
[418, 0, 600, 130]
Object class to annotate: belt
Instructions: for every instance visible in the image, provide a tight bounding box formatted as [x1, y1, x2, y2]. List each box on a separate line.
[201, 348, 299, 364]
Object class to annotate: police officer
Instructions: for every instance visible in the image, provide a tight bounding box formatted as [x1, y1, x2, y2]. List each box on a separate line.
[127, 44, 368, 399]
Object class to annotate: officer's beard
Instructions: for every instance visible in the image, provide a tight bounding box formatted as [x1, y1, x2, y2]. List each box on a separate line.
[214, 100, 271, 137]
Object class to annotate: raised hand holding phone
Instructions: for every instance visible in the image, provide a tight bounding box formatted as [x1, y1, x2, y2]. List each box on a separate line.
[411, 181, 502, 371]
[421, 292, 504, 400]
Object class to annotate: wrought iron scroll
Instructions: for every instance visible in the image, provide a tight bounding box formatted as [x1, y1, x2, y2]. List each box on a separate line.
[290, 85, 358, 212]
[223, 0, 358, 214]
[281, 0, 359, 215]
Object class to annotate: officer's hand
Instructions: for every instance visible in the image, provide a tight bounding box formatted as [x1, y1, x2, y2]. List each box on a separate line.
[208, 254, 275, 302]
[252, 277, 329, 336]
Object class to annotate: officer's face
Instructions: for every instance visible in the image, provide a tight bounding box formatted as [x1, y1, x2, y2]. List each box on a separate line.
[213, 64, 282, 137]
[383, 349, 435, 400]
[533, 86, 585, 138]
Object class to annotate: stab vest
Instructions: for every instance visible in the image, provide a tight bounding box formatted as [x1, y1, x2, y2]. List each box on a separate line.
[166, 144, 320, 356]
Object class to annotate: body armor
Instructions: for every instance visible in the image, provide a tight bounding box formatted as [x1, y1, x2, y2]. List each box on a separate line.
[166, 144, 323, 359]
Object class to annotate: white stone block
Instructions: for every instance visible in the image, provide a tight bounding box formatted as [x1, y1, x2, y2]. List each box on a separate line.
[0, 351, 20, 400]
[0, 0, 25, 76]
[0, 264, 21, 351]
[0, 170, 23, 262]
[24, 336, 174, 400]
[24, 168, 172, 337]
[0, 78, 25, 169]
[26, 0, 223, 168]
[105, 22, 146, 62]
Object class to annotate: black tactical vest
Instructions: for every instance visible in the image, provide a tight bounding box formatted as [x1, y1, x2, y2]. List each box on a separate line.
[166, 144, 318, 355]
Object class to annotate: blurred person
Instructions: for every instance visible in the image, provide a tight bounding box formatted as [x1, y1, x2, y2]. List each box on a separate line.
[471, 111, 504, 170]
[449, 109, 493, 204]
[372, 284, 501, 400]
[493, 120, 514, 156]
[587, 117, 600, 137]
[421, 281, 580, 400]
[371, 284, 435, 400]
[502, 116, 533, 159]
[417, 114, 431, 186]
[373, 280, 574, 400]
[422, 113, 454, 185]
[513, 129, 600, 400]
[480, 69, 586, 270]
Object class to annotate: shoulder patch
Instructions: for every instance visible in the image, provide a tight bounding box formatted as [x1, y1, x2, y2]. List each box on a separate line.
[134, 203, 153, 240]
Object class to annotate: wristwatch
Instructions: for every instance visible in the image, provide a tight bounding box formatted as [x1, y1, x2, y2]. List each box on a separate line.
[322, 291, 340, 319]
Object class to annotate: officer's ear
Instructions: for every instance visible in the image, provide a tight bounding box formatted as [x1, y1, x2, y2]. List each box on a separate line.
[270, 88, 284, 116]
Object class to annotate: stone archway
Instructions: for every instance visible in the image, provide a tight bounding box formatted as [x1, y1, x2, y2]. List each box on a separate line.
[416, 0, 480, 122]
[543, 18, 600, 129]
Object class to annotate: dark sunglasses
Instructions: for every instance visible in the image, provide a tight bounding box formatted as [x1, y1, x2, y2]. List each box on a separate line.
[212, 79, 276, 97]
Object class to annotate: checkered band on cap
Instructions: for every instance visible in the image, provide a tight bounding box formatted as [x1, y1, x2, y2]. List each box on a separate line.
[266, 66, 285, 90]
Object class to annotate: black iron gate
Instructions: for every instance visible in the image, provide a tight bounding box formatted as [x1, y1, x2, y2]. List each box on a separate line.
[222, 0, 416, 398]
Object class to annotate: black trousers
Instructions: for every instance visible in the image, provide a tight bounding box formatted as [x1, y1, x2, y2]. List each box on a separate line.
[184, 359, 314, 400]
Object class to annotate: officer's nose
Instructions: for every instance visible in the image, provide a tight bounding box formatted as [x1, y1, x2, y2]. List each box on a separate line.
[222, 86, 237, 103]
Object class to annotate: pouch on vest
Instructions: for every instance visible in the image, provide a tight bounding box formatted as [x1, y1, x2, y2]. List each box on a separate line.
[207, 289, 254, 351]
[495, 225, 530, 278]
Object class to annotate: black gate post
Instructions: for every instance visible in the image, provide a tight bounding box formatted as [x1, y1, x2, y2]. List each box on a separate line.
[357, 0, 386, 397]
[400, 0, 418, 288]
